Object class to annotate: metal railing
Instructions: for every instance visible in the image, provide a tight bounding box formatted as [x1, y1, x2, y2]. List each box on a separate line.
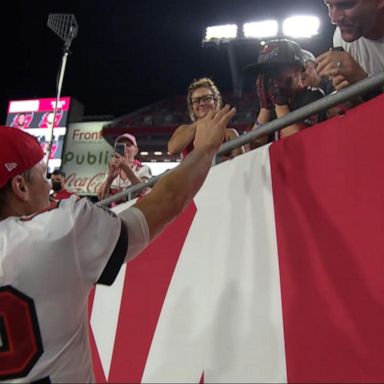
[98, 72, 384, 207]
[97, 173, 163, 207]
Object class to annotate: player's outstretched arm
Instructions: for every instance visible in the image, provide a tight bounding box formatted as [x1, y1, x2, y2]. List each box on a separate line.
[135, 105, 236, 240]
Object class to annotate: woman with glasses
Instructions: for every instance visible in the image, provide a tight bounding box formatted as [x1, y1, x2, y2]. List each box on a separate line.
[168, 77, 244, 159]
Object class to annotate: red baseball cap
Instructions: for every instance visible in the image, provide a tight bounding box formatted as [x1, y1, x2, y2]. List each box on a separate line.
[0, 126, 44, 188]
[115, 133, 137, 147]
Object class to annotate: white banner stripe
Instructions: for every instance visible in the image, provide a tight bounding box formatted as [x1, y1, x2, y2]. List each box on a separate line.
[142, 145, 287, 383]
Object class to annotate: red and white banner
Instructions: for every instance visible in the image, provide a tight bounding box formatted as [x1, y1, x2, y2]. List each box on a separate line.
[90, 94, 384, 383]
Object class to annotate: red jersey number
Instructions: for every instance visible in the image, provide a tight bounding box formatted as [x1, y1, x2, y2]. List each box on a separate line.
[0, 286, 43, 380]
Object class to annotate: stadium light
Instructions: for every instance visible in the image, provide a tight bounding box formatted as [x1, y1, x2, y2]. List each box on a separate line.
[204, 24, 238, 41]
[282, 16, 320, 38]
[47, 14, 78, 48]
[243, 20, 278, 38]
[45, 13, 78, 171]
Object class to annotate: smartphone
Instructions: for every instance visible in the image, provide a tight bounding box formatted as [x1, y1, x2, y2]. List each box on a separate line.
[114, 143, 126, 156]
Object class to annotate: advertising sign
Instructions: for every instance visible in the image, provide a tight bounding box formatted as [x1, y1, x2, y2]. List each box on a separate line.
[62, 121, 112, 195]
[62, 122, 179, 196]
[6, 97, 71, 172]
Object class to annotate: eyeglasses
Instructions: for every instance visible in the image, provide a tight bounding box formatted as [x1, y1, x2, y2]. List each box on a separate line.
[191, 94, 216, 106]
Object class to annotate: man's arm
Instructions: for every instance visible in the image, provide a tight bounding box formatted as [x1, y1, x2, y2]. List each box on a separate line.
[118, 158, 145, 186]
[134, 105, 236, 240]
[92, 106, 234, 285]
[96, 159, 121, 200]
[167, 122, 198, 155]
[96, 174, 114, 200]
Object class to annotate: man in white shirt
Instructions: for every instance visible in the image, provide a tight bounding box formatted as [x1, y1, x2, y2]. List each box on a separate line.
[316, 0, 384, 91]
[0, 104, 235, 383]
[97, 133, 152, 203]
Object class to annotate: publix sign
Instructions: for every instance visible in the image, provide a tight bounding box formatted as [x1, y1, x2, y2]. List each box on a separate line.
[62, 121, 112, 195]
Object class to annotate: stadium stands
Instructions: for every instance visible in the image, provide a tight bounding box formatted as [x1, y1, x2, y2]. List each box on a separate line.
[102, 92, 259, 161]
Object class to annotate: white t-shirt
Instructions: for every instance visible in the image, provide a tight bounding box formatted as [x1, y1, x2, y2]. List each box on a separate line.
[0, 196, 149, 383]
[333, 27, 384, 76]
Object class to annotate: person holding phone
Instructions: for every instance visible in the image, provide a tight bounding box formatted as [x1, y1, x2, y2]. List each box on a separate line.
[96, 133, 152, 203]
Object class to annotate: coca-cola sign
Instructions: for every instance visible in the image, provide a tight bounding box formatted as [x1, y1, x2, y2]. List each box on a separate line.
[62, 121, 112, 196]
[65, 172, 106, 194]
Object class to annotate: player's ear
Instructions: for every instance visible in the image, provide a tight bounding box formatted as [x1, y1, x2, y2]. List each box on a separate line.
[11, 175, 30, 202]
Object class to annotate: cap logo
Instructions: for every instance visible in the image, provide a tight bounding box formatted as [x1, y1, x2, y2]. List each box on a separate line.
[259, 46, 279, 63]
[5, 162, 18, 172]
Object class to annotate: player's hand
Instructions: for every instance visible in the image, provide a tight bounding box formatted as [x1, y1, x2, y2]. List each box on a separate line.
[316, 50, 368, 86]
[193, 105, 236, 153]
[268, 77, 291, 106]
[256, 74, 273, 109]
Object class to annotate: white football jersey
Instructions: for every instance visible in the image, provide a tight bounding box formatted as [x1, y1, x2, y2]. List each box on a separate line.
[0, 196, 148, 383]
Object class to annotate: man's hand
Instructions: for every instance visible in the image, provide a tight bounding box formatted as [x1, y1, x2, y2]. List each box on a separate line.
[114, 154, 134, 174]
[193, 105, 236, 153]
[316, 50, 368, 89]
[108, 153, 124, 181]
[107, 157, 121, 180]
[256, 74, 273, 109]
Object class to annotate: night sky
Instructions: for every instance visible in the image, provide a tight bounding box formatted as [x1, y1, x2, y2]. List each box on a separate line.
[0, 0, 334, 124]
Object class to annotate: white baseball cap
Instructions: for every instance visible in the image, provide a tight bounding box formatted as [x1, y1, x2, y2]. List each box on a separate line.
[115, 133, 137, 147]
